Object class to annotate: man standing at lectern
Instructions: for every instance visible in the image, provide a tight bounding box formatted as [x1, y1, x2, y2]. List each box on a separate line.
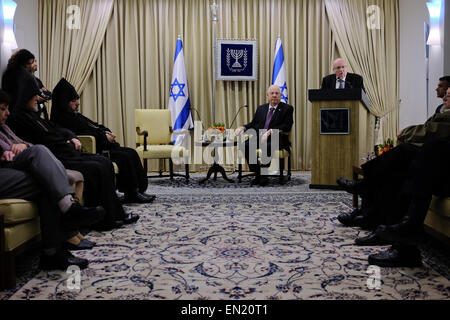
[235, 85, 294, 186]
[321, 58, 365, 92]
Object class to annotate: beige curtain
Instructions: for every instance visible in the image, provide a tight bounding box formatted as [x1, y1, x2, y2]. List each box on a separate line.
[38, 0, 113, 98]
[81, 0, 334, 171]
[324, 0, 399, 143]
[39, 0, 399, 171]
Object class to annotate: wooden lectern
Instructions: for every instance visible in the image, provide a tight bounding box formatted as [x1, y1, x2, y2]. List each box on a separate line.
[308, 89, 372, 189]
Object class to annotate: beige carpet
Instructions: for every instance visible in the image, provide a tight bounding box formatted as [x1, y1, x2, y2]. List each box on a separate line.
[6, 172, 450, 300]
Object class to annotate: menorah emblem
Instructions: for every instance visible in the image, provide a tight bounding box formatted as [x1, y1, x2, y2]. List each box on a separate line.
[230, 49, 244, 68]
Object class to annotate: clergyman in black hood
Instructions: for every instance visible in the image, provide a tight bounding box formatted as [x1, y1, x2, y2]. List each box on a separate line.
[7, 76, 139, 230]
[51, 78, 154, 204]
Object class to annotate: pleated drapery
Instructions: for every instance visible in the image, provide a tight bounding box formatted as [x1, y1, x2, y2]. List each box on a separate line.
[39, 0, 114, 95]
[38, 0, 400, 171]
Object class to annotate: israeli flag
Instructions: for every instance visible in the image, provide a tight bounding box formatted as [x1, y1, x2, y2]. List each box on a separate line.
[272, 37, 288, 103]
[168, 37, 194, 146]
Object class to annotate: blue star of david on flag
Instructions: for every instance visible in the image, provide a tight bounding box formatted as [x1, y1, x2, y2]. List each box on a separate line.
[279, 82, 288, 103]
[170, 78, 186, 102]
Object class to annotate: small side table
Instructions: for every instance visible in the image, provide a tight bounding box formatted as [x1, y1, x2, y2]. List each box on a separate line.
[352, 165, 364, 208]
[195, 139, 237, 184]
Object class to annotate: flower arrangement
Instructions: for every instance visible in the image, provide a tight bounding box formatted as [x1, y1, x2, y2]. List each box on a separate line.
[203, 122, 226, 142]
[208, 122, 226, 133]
[376, 138, 394, 156]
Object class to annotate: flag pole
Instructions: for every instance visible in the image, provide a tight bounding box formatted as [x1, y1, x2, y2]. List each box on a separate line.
[211, 1, 218, 124]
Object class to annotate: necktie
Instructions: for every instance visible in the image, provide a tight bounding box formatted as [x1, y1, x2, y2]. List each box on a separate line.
[338, 79, 345, 89]
[264, 107, 275, 130]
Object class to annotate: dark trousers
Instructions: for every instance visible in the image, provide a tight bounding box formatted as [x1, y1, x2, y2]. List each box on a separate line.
[400, 138, 450, 225]
[0, 168, 63, 251]
[0, 145, 83, 249]
[361, 143, 421, 226]
[110, 146, 148, 194]
[61, 154, 125, 230]
[10, 145, 74, 202]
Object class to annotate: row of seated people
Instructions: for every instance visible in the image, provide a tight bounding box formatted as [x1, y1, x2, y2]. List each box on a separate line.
[0, 49, 296, 274]
[1, 96, 103, 269]
[336, 80, 450, 267]
[0, 49, 158, 271]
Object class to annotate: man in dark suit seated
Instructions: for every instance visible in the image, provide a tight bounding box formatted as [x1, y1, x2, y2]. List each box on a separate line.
[434, 76, 450, 114]
[321, 58, 365, 92]
[235, 85, 294, 186]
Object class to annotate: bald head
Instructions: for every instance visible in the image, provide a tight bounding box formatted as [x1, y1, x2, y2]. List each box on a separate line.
[333, 58, 348, 80]
[267, 85, 281, 94]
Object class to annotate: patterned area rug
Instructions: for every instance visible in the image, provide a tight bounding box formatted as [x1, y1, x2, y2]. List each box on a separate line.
[3, 173, 450, 300]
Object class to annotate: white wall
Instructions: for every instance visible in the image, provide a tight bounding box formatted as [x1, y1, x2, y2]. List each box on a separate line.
[399, 0, 429, 128]
[13, 0, 39, 75]
[0, 0, 39, 76]
[445, 0, 450, 75]
[0, 1, 5, 73]
[428, 0, 446, 115]
[399, 0, 448, 128]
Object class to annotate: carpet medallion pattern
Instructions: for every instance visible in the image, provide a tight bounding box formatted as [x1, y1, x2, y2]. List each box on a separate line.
[7, 187, 450, 300]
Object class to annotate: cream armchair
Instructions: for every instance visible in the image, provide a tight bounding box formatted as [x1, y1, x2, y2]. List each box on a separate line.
[424, 196, 450, 245]
[0, 178, 83, 290]
[134, 109, 190, 182]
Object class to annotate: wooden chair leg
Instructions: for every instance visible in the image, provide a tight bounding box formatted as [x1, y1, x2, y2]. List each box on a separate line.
[144, 159, 148, 175]
[238, 164, 242, 183]
[287, 154, 291, 181]
[4, 252, 16, 290]
[185, 164, 190, 182]
[0, 215, 5, 290]
[279, 157, 285, 184]
[169, 159, 174, 180]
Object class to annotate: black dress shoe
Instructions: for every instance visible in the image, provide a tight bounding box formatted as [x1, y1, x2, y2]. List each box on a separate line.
[336, 177, 365, 195]
[120, 213, 140, 225]
[64, 239, 95, 251]
[354, 233, 391, 246]
[138, 193, 156, 203]
[368, 245, 423, 268]
[337, 209, 361, 226]
[352, 215, 378, 230]
[124, 193, 156, 204]
[259, 177, 269, 186]
[62, 203, 106, 229]
[375, 219, 423, 245]
[39, 248, 89, 270]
